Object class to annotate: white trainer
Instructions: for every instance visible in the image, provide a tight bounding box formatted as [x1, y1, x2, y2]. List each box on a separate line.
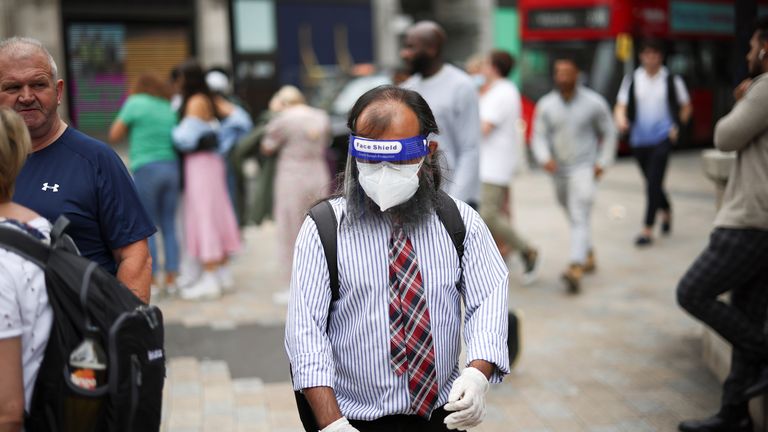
[217, 265, 235, 292]
[180, 271, 222, 301]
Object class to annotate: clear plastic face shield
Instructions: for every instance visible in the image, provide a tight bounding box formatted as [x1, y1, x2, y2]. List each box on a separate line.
[348, 134, 434, 211]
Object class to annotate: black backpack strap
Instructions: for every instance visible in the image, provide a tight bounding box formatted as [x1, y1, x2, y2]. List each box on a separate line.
[307, 200, 339, 301]
[295, 201, 338, 432]
[51, 216, 80, 255]
[626, 75, 636, 122]
[667, 73, 681, 128]
[0, 225, 50, 268]
[435, 190, 466, 268]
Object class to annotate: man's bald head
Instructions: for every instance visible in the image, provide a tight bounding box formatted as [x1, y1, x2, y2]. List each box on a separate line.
[406, 21, 446, 56]
[347, 85, 438, 139]
[400, 21, 447, 76]
[0, 37, 58, 81]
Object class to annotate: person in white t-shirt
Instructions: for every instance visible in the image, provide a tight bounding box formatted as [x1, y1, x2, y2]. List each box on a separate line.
[614, 39, 692, 246]
[0, 107, 53, 431]
[476, 50, 539, 282]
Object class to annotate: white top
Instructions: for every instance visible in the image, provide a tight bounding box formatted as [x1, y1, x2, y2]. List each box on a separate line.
[0, 217, 53, 412]
[285, 197, 510, 420]
[401, 64, 482, 203]
[616, 66, 690, 146]
[479, 79, 522, 186]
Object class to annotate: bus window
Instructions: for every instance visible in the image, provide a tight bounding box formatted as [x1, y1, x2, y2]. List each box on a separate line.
[520, 40, 622, 104]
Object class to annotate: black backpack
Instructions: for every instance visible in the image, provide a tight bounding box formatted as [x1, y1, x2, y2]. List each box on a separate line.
[0, 217, 165, 432]
[291, 191, 519, 431]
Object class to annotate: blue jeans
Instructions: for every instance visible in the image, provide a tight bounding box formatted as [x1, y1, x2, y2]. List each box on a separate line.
[133, 160, 180, 274]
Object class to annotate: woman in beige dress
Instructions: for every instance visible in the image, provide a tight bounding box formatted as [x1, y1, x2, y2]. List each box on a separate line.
[262, 86, 331, 303]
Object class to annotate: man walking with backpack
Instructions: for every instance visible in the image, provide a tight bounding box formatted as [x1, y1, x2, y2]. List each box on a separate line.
[285, 86, 509, 432]
[614, 39, 692, 247]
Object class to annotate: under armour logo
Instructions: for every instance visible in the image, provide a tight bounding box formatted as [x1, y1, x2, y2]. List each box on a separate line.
[41, 182, 59, 192]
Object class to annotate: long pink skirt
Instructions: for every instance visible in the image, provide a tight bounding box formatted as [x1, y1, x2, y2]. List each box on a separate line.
[183, 152, 241, 263]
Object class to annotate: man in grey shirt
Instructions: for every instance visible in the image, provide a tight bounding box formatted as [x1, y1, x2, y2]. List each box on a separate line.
[400, 21, 482, 207]
[532, 57, 616, 294]
[676, 18, 768, 432]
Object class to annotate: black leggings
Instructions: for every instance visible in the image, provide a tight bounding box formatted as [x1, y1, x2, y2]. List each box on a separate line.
[633, 141, 671, 227]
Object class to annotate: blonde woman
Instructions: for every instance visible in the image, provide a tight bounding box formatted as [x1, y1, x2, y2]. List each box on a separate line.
[0, 107, 53, 431]
[261, 86, 331, 304]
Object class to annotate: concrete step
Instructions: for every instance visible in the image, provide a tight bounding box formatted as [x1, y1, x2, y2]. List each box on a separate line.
[162, 357, 304, 432]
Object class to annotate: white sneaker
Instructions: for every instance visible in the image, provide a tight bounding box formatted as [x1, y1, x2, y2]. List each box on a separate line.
[176, 269, 200, 289]
[180, 271, 222, 300]
[165, 282, 179, 297]
[217, 265, 235, 292]
[272, 289, 291, 305]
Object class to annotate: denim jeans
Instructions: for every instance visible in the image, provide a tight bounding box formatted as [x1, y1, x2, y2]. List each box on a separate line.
[133, 160, 180, 274]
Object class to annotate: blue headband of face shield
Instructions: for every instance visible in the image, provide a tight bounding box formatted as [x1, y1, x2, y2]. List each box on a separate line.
[348, 134, 430, 162]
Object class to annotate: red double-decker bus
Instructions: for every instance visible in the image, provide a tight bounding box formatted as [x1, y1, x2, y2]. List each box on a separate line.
[517, 0, 767, 148]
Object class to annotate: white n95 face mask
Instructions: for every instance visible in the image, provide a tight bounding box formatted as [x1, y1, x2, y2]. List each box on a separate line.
[357, 160, 423, 212]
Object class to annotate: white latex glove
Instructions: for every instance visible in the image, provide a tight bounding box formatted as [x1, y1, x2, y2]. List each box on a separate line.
[443, 367, 489, 430]
[319, 417, 360, 432]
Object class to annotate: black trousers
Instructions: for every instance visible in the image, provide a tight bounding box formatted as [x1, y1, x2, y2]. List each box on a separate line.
[349, 407, 463, 432]
[633, 140, 671, 227]
[677, 228, 768, 406]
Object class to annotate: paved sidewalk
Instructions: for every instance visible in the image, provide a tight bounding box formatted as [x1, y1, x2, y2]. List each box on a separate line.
[158, 152, 722, 431]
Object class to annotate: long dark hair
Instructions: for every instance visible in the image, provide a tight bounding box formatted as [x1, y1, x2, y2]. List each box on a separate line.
[178, 59, 222, 119]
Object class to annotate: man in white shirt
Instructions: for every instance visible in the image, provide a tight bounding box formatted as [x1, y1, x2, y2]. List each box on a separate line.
[614, 39, 692, 246]
[477, 50, 539, 281]
[286, 86, 509, 432]
[532, 57, 616, 294]
[400, 21, 482, 208]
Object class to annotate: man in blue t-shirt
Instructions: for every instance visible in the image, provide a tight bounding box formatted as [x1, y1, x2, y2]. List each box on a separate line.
[0, 36, 155, 303]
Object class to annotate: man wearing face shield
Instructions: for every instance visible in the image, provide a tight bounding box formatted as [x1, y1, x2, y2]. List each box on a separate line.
[285, 85, 509, 432]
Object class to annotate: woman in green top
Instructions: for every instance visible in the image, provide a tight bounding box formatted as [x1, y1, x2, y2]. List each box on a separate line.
[109, 73, 180, 295]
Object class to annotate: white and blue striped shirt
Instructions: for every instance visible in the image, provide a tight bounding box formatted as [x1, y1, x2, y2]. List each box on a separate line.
[285, 196, 510, 421]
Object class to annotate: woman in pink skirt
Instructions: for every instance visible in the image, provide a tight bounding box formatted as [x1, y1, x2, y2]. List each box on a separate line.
[261, 86, 332, 303]
[173, 60, 251, 300]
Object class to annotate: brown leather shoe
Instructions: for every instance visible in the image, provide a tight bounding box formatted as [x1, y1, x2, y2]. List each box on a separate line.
[583, 250, 596, 274]
[562, 264, 583, 294]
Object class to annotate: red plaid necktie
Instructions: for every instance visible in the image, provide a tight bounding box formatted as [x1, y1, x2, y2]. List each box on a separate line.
[388, 223, 439, 419]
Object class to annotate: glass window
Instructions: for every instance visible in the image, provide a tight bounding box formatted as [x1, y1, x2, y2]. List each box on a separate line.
[520, 41, 622, 104]
[233, 0, 276, 54]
